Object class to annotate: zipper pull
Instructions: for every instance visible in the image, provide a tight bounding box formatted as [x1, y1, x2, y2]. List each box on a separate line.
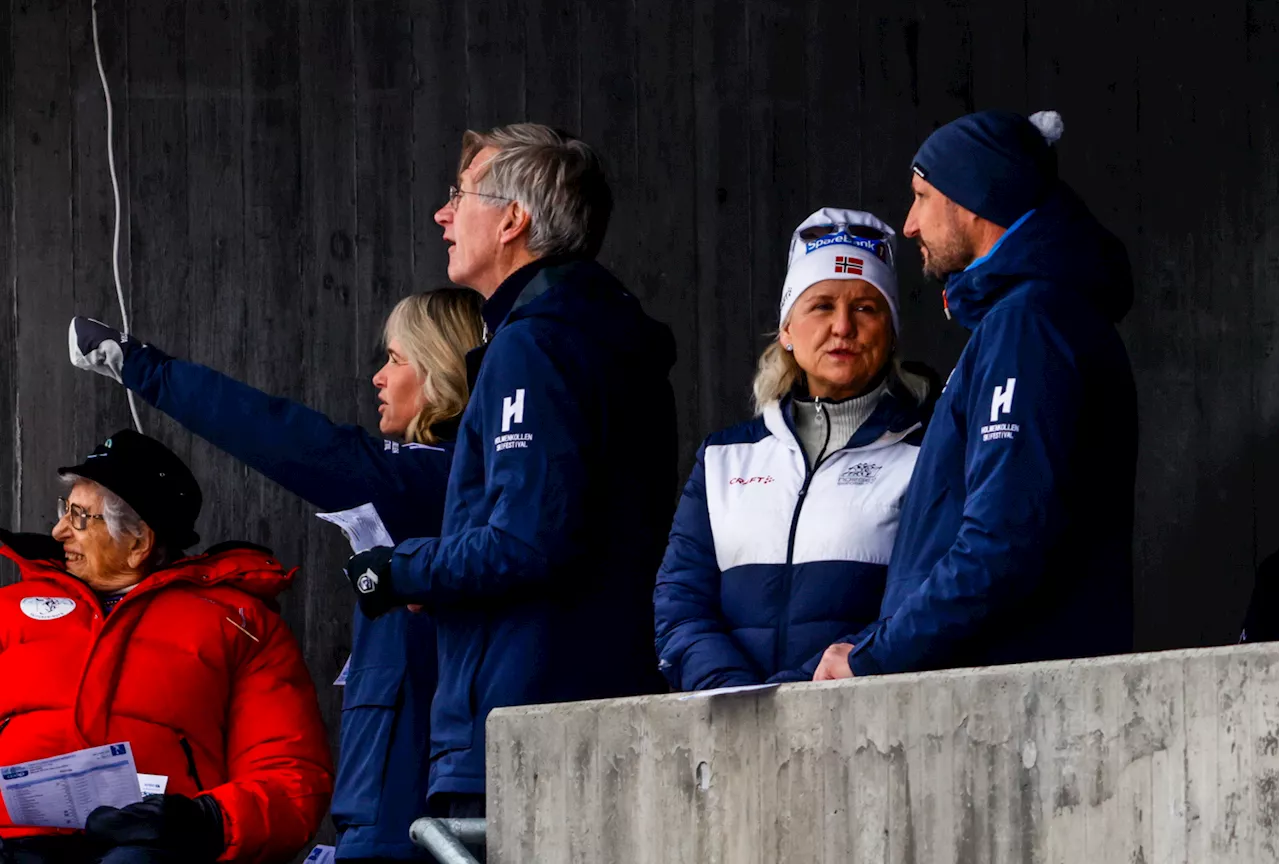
[225, 611, 260, 643]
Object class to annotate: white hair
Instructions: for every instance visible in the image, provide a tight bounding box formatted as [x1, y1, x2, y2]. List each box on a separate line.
[461, 123, 613, 259]
[60, 474, 146, 542]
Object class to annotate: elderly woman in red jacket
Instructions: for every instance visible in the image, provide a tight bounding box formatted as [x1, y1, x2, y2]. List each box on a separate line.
[0, 430, 333, 864]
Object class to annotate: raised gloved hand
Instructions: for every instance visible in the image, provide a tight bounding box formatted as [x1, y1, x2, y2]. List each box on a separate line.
[68, 316, 141, 384]
[345, 546, 397, 619]
[85, 793, 224, 860]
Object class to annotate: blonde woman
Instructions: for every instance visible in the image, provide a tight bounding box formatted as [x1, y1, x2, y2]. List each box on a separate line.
[654, 209, 934, 689]
[69, 288, 483, 863]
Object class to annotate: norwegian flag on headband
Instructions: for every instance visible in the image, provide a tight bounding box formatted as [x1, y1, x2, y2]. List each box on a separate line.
[834, 255, 863, 275]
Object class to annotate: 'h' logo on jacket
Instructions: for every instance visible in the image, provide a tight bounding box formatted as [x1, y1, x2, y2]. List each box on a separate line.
[990, 377, 1016, 422]
[501, 389, 526, 432]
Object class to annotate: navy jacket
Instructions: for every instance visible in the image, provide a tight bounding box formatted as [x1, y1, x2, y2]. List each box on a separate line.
[655, 383, 927, 689]
[388, 258, 676, 797]
[125, 344, 448, 860]
[849, 185, 1137, 676]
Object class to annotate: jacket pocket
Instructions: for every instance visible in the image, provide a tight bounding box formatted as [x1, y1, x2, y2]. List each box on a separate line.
[432, 622, 486, 757]
[331, 665, 403, 828]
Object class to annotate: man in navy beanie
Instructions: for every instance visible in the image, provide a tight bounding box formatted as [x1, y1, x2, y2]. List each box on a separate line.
[813, 109, 1138, 680]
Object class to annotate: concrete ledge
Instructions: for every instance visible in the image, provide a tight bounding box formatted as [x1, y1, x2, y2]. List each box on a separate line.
[487, 645, 1278, 863]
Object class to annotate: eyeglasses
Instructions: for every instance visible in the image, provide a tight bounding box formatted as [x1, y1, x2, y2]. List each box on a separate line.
[798, 222, 894, 265]
[446, 185, 514, 209]
[57, 497, 106, 531]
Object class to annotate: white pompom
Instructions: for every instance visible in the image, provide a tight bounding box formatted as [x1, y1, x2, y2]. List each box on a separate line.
[1029, 110, 1064, 144]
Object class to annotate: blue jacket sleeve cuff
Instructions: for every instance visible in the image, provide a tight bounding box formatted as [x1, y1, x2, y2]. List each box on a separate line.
[122, 343, 168, 393]
[765, 669, 811, 684]
[389, 537, 436, 600]
[847, 641, 884, 677]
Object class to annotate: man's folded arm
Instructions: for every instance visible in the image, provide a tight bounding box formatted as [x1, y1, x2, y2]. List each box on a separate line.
[850, 310, 1081, 675]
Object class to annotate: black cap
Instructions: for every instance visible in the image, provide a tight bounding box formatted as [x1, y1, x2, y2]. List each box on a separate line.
[58, 430, 202, 551]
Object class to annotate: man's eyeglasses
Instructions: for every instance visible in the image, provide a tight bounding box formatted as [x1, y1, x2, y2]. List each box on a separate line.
[57, 497, 106, 531]
[446, 185, 514, 209]
[798, 222, 894, 265]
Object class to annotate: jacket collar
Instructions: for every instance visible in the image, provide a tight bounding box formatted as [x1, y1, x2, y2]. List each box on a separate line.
[941, 182, 1135, 330]
[467, 255, 610, 387]
[943, 208, 1035, 330]
[763, 376, 924, 454]
[481, 254, 581, 340]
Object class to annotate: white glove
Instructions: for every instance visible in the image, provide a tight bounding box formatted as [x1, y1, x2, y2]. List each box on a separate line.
[68, 316, 139, 384]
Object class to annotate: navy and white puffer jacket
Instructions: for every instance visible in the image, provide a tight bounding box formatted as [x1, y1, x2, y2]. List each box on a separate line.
[654, 380, 929, 689]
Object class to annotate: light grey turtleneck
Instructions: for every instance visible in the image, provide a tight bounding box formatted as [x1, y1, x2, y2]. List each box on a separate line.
[790, 379, 889, 468]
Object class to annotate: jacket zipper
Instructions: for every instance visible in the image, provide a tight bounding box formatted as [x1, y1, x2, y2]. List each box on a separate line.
[179, 737, 204, 791]
[774, 401, 832, 673]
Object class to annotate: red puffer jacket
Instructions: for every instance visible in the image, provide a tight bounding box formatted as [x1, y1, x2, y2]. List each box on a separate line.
[0, 537, 334, 863]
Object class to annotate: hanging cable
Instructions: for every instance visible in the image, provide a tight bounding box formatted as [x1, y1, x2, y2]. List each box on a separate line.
[90, 0, 143, 432]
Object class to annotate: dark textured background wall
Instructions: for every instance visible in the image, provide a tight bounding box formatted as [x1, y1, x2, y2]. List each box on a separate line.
[0, 0, 1275, 829]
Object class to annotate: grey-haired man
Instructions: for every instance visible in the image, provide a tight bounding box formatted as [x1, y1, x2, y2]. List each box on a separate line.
[346, 124, 677, 818]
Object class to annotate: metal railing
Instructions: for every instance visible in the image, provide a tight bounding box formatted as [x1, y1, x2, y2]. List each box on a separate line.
[410, 817, 486, 864]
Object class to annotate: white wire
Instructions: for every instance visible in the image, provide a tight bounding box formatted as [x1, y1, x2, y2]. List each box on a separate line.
[90, 0, 143, 433]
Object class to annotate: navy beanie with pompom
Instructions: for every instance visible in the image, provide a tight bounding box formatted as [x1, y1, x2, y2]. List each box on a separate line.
[911, 110, 1063, 228]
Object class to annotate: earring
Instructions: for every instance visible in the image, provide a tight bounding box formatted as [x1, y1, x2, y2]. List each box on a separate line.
[785, 344, 794, 352]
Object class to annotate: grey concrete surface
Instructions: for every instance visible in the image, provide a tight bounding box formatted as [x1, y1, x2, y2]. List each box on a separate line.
[487, 644, 1278, 863]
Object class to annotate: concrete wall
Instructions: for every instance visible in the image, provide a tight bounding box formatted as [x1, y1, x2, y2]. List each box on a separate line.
[486, 645, 1279, 863]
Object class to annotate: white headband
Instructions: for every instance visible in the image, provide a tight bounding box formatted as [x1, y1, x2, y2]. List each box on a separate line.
[779, 208, 900, 334]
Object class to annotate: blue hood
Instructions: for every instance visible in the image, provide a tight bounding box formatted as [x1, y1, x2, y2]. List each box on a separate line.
[494, 257, 678, 375]
[944, 182, 1135, 330]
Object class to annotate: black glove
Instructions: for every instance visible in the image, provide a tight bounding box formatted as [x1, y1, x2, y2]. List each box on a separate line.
[68, 316, 141, 384]
[0, 834, 100, 863]
[345, 546, 397, 619]
[85, 793, 224, 859]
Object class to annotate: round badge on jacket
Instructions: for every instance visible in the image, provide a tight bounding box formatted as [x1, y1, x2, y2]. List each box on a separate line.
[20, 597, 76, 620]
